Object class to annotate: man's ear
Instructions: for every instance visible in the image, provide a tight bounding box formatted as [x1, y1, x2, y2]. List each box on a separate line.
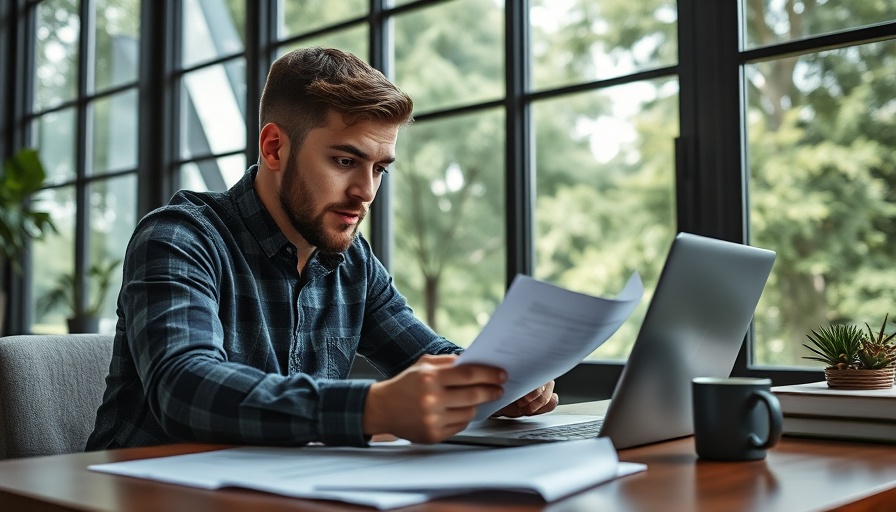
[259, 123, 287, 172]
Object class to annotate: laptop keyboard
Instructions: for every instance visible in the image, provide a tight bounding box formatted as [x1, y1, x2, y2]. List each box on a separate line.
[516, 419, 604, 441]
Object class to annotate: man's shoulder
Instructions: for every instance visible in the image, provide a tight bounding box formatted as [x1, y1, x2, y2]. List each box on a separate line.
[168, 188, 234, 216]
[143, 189, 234, 227]
[130, 190, 238, 249]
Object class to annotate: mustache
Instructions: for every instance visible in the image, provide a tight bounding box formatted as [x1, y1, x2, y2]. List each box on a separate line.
[329, 202, 368, 218]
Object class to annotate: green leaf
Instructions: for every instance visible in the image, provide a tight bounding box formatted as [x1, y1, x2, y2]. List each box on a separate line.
[0, 148, 57, 271]
[5, 148, 47, 196]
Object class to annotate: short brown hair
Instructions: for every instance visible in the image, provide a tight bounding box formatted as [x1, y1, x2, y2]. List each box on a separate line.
[259, 47, 414, 148]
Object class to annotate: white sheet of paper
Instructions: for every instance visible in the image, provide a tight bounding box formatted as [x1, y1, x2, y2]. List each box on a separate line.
[88, 439, 645, 510]
[456, 272, 643, 420]
[89, 442, 472, 509]
[316, 438, 639, 502]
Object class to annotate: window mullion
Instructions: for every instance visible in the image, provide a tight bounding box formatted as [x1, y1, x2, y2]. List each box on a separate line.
[368, 0, 392, 267]
[504, 0, 533, 287]
[138, 0, 174, 217]
[73, 0, 95, 319]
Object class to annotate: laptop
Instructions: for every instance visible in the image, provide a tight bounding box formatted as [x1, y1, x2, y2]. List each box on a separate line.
[448, 232, 776, 449]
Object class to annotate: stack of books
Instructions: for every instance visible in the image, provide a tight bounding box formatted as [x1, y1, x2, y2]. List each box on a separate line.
[771, 381, 896, 443]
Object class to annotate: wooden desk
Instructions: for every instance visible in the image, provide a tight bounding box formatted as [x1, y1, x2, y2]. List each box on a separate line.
[1, 436, 896, 512]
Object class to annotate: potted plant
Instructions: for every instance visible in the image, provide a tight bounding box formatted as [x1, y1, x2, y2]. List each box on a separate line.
[0, 148, 57, 334]
[803, 315, 896, 390]
[37, 257, 121, 333]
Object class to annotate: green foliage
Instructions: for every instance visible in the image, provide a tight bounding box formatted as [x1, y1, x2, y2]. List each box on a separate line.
[37, 258, 121, 319]
[0, 148, 57, 274]
[36, 0, 143, 106]
[280, 0, 365, 39]
[389, 0, 681, 353]
[393, 109, 506, 339]
[303, 0, 896, 365]
[803, 324, 864, 369]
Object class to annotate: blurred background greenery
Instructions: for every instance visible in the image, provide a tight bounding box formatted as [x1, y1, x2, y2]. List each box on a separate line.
[20, 0, 896, 370]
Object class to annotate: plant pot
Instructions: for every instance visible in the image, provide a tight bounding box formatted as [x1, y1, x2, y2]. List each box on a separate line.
[824, 367, 896, 390]
[67, 315, 100, 334]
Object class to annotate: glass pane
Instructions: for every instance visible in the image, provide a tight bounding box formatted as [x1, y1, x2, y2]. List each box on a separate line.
[35, 0, 80, 110]
[394, 0, 503, 114]
[33, 108, 77, 184]
[278, 0, 367, 39]
[744, 0, 896, 49]
[533, 79, 680, 361]
[180, 59, 247, 159]
[392, 109, 506, 347]
[91, 89, 138, 174]
[746, 40, 896, 367]
[89, 175, 137, 333]
[94, 0, 140, 91]
[530, 0, 677, 91]
[277, 25, 368, 61]
[180, 154, 247, 192]
[31, 186, 76, 334]
[181, 0, 245, 68]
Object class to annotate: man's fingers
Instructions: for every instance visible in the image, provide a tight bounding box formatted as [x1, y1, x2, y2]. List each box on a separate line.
[439, 384, 504, 409]
[514, 381, 556, 414]
[417, 353, 459, 366]
[440, 364, 507, 387]
[518, 385, 546, 404]
[520, 392, 559, 415]
[517, 381, 554, 404]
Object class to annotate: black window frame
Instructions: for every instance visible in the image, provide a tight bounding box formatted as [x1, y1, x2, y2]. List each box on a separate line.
[4, 0, 896, 400]
[3, 0, 145, 335]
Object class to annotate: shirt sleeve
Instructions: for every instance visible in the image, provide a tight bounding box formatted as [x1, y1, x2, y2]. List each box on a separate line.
[124, 210, 371, 447]
[356, 240, 463, 378]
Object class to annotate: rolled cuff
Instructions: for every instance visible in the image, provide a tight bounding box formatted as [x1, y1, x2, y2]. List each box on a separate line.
[317, 379, 375, 447]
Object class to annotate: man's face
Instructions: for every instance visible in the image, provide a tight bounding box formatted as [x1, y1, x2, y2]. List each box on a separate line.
[278, 110, 399, 253]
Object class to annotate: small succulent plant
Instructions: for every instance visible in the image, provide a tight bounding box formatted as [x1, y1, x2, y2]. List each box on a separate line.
[803, 324, 864, 370]
[803, 315, 896, 370]
[858, 314, 896, 370]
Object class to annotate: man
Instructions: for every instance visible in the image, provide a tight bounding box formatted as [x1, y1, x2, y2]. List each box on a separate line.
[87, 47, 557, 450]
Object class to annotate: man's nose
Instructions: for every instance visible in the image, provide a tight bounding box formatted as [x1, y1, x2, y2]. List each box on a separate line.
[349, 169, 378, 202]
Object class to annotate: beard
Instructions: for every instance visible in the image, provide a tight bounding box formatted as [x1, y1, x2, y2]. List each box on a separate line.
[278, 157, 366, 253]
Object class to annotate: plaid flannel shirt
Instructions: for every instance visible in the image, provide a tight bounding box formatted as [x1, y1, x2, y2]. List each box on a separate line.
[86, 167, 459, 450]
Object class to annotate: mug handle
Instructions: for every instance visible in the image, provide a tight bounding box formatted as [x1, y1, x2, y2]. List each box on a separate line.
[747, 389, 783, 449]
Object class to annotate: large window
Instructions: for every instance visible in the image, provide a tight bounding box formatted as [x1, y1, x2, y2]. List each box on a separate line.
[177, 0, 247, 191]
[3, 1, 896, 397]
[23, 0, 141, 335]
[743, 3, 896, 368]
[390, 1, 506, 345]
[530, 0, 678, 359]
[272, 1, 681, 358]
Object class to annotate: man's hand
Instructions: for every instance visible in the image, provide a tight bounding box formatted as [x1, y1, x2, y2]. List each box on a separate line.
[492, 380, 559, 418]
[363, 354, 507, 444]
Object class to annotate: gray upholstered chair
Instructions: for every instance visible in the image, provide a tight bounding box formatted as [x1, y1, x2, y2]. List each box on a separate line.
[0, 334, 113, 459]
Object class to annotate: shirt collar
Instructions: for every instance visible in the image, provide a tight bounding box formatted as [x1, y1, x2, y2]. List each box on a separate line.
[231, 166, 345, 271]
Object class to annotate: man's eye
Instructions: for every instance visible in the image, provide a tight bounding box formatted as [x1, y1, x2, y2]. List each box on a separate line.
[335, 157, 353, 167]
[375, 166, 389, 175]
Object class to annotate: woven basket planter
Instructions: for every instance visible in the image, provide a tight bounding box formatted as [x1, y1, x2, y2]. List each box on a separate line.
[824, 367, 896, 390]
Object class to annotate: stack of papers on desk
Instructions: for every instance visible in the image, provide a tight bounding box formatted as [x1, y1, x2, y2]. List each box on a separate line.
[89, 438, 646, 509]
